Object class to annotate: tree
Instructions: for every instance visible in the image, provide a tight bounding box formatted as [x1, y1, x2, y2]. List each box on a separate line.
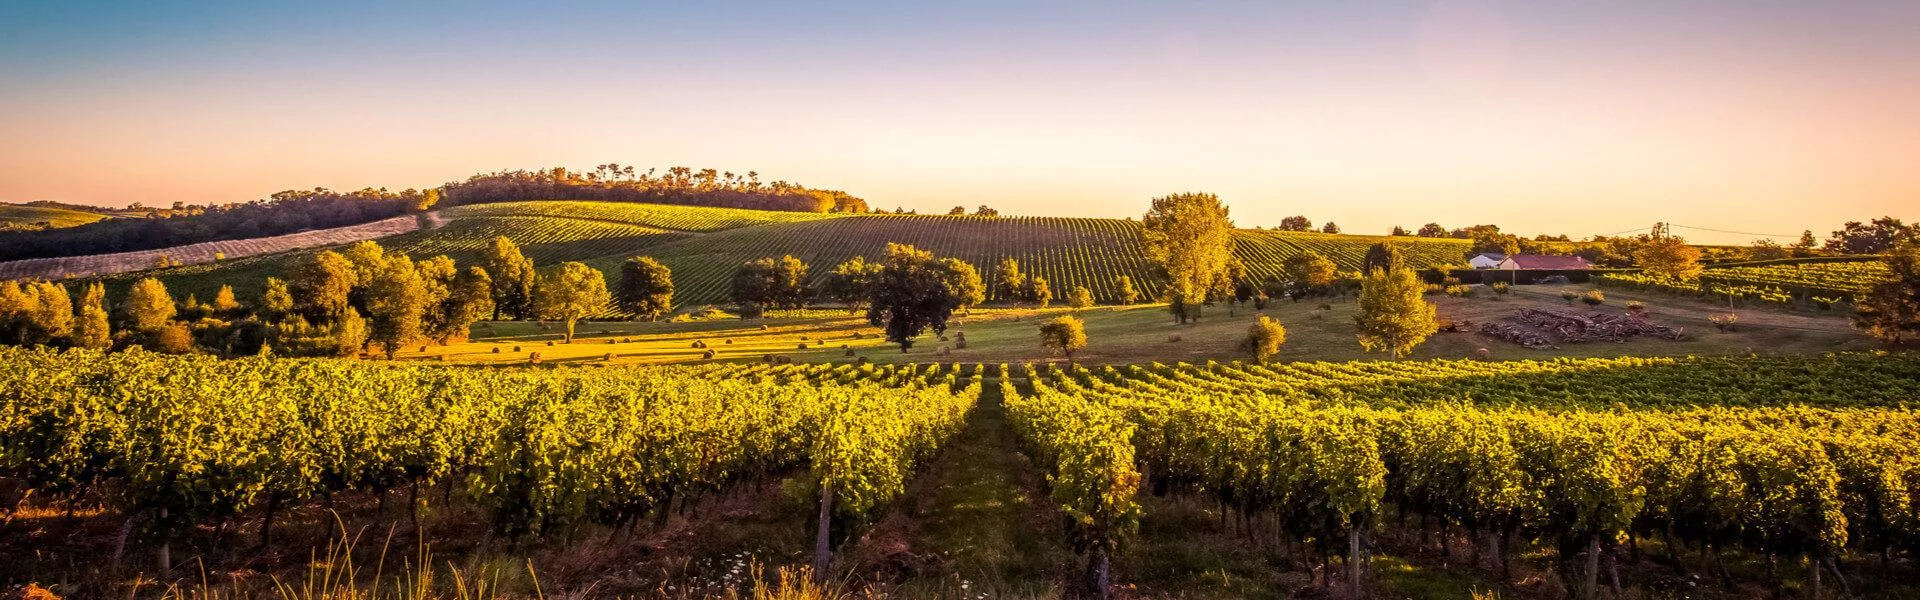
[1464, 225, 1520, 258]
[1747, 239, 1790, 261]
[74, 282, 111, 349]
[121, 277, 177, 332]
[1028, 276, 1053, 308]
[364, 254, 429, 359]
[948, 206, 967, 216]
[1321, 222, 1342, 234]
[1354, 260, 1437, 359]
[481, 237, 537, 320]
[1039, 315, 1087, 362]
[1282, 251, 1339, 295]
[1825, 217, 1916, 255]
[1240, 315, 1287, 363]
[1390, 226, 1410, 236]
[1067, 285, 1094, 309]
[1278, 216, 1313, 231]
[974, 205, 1000, 217]
[1854, 240, 1920, 345]
[210, 285, 241, 315]
[866, 243, 970, 352]
[1793, 230, 1819, 257]
[260, 277, 295, 321]
[615, 256, 675, 321]
[1, 282, 74, 346]
[533, 262, 611, 343]
[1141, 193, 1234, 324]
[289, 250, 355, 320]
[820, 256, 883, 313]
[1635, 236, 1703, 280]
[1417, 223, 1448, 238]
[731, 255, 810, 312]
[342, 240, 387, 311]
[940, 258, 986, 314]
[435, 267, 494, 343]
[1116, 275, 1139, 305]
[1362, 243, 1405, 277]
[993, 258, 1024, 302]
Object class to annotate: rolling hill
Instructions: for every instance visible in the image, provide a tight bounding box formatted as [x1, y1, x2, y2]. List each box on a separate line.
[67, 200, 1472, 308]
[0, 203, 112, 231]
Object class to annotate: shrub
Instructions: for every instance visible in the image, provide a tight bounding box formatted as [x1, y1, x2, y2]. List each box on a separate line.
[1490, 282, 1511, 296]
[1581, 290, 1605, 306]
[1709, 312, 1739, 332]
[1811, 296, 1839, 311]
[1626, 300, 1646, 314]
[954, 331, 969, 349]
[1239, 315, 1287, 363]
[1560, 291, 1580, 303]
[1444, 285, 1474, 298]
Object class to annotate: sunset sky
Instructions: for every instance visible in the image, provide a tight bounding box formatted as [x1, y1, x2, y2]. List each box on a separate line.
[2, 1, 1916, 244]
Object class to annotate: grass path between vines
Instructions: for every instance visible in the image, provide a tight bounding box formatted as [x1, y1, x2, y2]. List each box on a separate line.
[852, 375, 1074, 598]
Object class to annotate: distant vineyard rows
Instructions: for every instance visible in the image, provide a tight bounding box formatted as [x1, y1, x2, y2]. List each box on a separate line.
[0, 215, 421, 281]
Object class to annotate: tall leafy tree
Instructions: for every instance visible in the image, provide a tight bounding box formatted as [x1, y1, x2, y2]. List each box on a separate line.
[438, 267, 494, 343]
[615, 256, 675, 321]
[1320, 222, 1341, 234]
[121, 277, 177, 333]
[731, 255, 809, 312]
[365, 254, 429, 359]
[1141, 192, 1234, 324]
[1116, 275, 1139, 305]
[1855, 240, 1920, 345]
[288, 250, 355, 320]
[1362, 243, 1405, 277]
[940, 258, 985, 314]
[993, 258, 1024, 303]
[1635, 236, 1703, 280]
[74, 282, 112, 349]
[865, 243, 970, 352]
[481, 236, 537, 320]
[534, 262, 611, 343]
[1282, 251, 1338, 295]
[1824, 217, 1916, 255]
[1355, 258, 1437, 359]
[1464, 225, 1520, 258]
[1390, 226, 1410, 236]
[1278, 215, 1312, 231]
[31, 282, 73, 344]
[820, 256, 883, 313]
[1417, 223, 1448, 238]
[1028, 276, 1053, 308]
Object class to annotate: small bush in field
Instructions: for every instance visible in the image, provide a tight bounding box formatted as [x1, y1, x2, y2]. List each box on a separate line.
[1560, 291, 1580, 303]
[1581, 290, 1605, 306]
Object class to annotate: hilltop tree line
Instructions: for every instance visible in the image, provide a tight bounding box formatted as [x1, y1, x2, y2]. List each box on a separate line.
[1268, 215, 1917, 267]
[0, 164, 867, 262]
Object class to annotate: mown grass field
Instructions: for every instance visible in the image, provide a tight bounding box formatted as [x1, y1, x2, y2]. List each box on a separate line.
[394, 283, 1867, 367]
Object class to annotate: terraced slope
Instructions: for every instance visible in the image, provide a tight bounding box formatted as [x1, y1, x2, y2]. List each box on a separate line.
[0, 204, 111, 230]
[1, 215, 421, 281]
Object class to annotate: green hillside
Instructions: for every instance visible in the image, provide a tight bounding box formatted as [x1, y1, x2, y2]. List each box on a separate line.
[81, 200, 1472, 309]
[0, 204, 111, 231]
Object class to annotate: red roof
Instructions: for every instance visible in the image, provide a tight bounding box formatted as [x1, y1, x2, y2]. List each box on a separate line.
[1500, 255, 1592, 269]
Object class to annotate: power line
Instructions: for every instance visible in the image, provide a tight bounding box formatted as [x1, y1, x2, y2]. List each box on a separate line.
[1668, 223, 1801, 239]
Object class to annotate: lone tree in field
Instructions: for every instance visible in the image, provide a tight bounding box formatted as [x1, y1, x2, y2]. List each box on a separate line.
[1141, 192, 1234, 324]
[74, 282, 112, 349]
[866, 243, 973, 352]
[1635, 235, 1703, 280]
[820, 256, 882, 313]
[616, 256, 675, 321]
[1390, 226, 1410, 236]
[1039, 315, 1087, 362]
[1320, 221, 1341, 234]
[289, 250, 355, 320]
[1362, 243, 1404, 277]
[1355, 256, 1437, 359]
[1418, 223, 1448, 238]
[1067, 285, 1095, 310]
[1855, 240, 1920, 345]
[1241, 315, 1287, 363]
[1116, 275, 1139, 305]
[481, 236, 537, 320]
[121, 277, 177, 333]
[731, 255, 810, 313]
[534, 262, 611, 343]
[993, 258, 1024, 303]
[365, 254, 429, 359]
[1282, 251, 1339, 297]
[1278, 215, 1312, 231]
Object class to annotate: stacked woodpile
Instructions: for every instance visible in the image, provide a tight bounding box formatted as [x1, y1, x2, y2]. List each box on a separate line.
[1480, 308, 1684, 348]
[1479, 321, 1555, 348]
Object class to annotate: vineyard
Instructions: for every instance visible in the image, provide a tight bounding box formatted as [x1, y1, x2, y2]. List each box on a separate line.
[1597, 257, 1889, 308]
[1006, 351, 1920, 596]
[0, 347, 978, 577]
[0, 203, 110, 231]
